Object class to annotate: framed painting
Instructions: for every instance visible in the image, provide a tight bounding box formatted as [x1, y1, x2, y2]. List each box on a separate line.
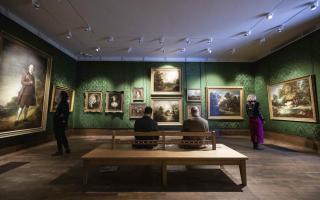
[132, 87, 144, 101]
[186, 103, 202, 119]
[187, 89, 201, 102]
[84, 91, 103, 112]
[0, 32, 52, 138]
[129, 103, 146, 119]
[206, 86, 244, 120]
[151, 98, 183, 125]
[50, 85, 75, 112]
[267, 75, 317, 122]
[106, 91, 124, 113]
[151, 67, 182, 95]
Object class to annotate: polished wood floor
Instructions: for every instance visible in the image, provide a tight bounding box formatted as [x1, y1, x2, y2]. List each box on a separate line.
[0, 135, 319, 200]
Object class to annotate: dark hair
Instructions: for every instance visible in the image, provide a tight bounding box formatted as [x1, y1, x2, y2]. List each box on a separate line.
[60, 91, 69, 102]
[144, 106, 153, 114]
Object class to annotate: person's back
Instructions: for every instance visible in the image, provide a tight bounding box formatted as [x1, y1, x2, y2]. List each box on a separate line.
[134, 106, 159, 149]
[180, 106, 209, 149]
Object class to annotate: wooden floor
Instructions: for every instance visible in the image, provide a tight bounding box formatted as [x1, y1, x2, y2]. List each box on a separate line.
[0, 135, 319, 200]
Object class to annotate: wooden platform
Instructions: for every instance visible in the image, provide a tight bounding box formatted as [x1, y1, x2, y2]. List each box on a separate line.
[82, 144, 248, 186]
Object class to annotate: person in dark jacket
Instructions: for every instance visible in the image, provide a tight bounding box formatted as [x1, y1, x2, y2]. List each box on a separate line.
[133, 106, 159, 149]
[246, 94, 264, 150]
[52, 91, 70, 156]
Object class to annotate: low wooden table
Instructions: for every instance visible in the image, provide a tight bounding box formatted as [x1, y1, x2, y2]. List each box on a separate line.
[82, 144, 248, 186]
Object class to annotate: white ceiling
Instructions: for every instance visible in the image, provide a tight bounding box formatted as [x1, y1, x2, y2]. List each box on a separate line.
[0, 0, 320, 62]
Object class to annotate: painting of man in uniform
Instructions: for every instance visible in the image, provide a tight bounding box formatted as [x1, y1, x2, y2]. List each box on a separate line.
[268, 75, 317, 122]
[0, 34, 51, 137]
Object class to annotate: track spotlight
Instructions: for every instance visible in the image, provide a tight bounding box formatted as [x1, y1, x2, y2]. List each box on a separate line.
[32, 0, 40, 9]
[231, 48, 236, 55]
[80, 52, 92, 57]
[266, 12, 273, 20]
[159, 36, 165, 45]
[207, 48, 212, 54]
[259, 37, 266, 44]
[66, 31, 72, 39]
[160, 47, 165, 54]
[185, 38, 191, 45]
[244, 30, 252, 37]
[207, 38, 213, 44]
[127, 47, 132, 53]
[179, 48, 186, 53]
[310, 1, 319, 10]
[106, 36, 114, 43]
[95, 47, 101, 52]
[277, 25, 284, 32]
[139, 36, 144, 45]
[84, 25, 92, 32]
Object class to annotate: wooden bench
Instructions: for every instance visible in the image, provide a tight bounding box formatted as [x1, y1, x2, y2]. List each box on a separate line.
[82, 143, 248, 186]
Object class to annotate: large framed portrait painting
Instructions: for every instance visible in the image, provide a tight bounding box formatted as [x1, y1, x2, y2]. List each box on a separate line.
[84, 91, 103, 112]
[0, 33, 52, 138]
[151, 98, 182, 125]
[151, 67, 181, 95]
[268, 75, 317, 122]
[50, 85, 75, 112]
[206, 86, 244, 120]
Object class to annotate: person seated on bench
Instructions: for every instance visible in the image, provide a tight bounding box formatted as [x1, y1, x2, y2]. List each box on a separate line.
[180, 106, 209, 149]
[133, 106, 159, 149]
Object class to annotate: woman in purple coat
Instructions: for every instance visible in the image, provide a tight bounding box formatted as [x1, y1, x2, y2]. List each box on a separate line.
[246, 94, 264, 150]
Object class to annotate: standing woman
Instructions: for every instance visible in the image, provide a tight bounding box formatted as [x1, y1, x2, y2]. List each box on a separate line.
[246, 94, 264, 150]
[52, 91, 70, 156]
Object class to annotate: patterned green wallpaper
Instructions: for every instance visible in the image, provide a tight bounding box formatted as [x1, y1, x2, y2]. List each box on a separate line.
[255, 30, 320, 139]
[73, 61, 253, 130]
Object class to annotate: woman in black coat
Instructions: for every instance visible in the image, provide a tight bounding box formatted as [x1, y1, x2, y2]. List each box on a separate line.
[52, 91, 70, 156]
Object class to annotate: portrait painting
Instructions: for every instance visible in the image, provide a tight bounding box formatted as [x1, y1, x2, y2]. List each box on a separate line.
[84, 91, 103, 112]
[187, 89, 201, 102]
[151, 67, 182, 95]
[132, 87, 144, 101]
[206, 86, 244, 120]
[0, 33, 52, 138]
[129, 103, 146, 119]
[187, 104, 202, 119]
[151, 98, 182, 125]
[106, 91, 124, 113]
[267, 75, 317, 122]
[50, 85, 75, 112]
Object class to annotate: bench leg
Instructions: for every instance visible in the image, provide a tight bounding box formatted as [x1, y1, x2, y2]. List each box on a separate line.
[162, 163, 167, 186]
[239, 160, 247, 186]
[83, 162, 88, 185]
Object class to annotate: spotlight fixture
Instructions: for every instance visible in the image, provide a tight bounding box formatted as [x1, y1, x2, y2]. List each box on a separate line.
[207, 48, 212, 54]
[80, 52, 93, 57]
[277, 25, 284, 32]
[95, 47, 101, 52]
[66, 31, 72, 39]
[231, 48, 236, 55]
[106, 36, 114, 43]
[185, 37, 191, 45]
[244, 30, 252, 37]
[127, 47, 132, 53]
[266, 12, 273, 20]
[310, 0, 319, 10]
[259, 37, 266, 44]
[207, 38, 213, 44]
[179, 48, 186, 53]
[84, 25, 92, 32]
[32, 0, 40, 9]
[160, 47, 165, 54]
[138, 36, 144, 45]
[159, 36, 165, 45]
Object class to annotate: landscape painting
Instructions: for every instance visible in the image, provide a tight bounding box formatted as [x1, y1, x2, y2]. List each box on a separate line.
[207, 86, 243, 120]
[151, 98, 182, 125]
[129, 103, 146, 119]
[187, 89, 201, 102]
[268, 75, 317, 122]
[0, 33, 52, 138]
[84, 91, 103, 112]
[50, 85, 75, 112]
[151, 67, 181, 95]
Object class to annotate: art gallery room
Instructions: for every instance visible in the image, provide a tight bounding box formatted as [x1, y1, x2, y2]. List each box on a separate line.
[0, 0, 320, 199]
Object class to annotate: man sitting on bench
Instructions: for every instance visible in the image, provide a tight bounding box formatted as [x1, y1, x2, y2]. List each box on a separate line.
[133, 106, 159, 149]
[180, 106, 209, 149]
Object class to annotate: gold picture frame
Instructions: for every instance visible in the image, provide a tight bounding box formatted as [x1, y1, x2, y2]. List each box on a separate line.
[151, 67, 182, 95]
[0, 32, 52, 138]
[129, 103, 146, 119]
[105, 91, 124, 113]
[50, 85, 75, 112]
[267, 75, 317, 122]
[206, 86, 244, 120]
[151, 98, 183, 125]
[132, 87, 144, 101]
[84, 91, 103, 112]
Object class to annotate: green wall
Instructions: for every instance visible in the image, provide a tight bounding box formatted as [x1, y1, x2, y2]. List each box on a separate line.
[254, 30, 320, 139]
[74, 62, 254, 130]
[0, 14, 77, 148]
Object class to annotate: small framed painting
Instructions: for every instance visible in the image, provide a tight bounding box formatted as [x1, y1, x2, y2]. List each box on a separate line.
[84, 91, 103, 112]
[151, 98, 183, 125]
[151, 67, 182, 95]
[129, 103, 146, 119]
[132, 87, 144, 101]
[106, 91, 124, 113]
[50, 85, 75, 112]
[206, 86, 244, 120]
[186, 104, 202, 119]
[187, 89, 201, 102]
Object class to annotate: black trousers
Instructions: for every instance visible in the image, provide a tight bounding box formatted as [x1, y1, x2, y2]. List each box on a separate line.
[54, 124, 70, 153]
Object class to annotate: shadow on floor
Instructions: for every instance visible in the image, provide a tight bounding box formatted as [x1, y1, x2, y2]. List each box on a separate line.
[50, 165, 244, 192]
[0, 162, 29, 174]
[264, 144, 299, 152]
